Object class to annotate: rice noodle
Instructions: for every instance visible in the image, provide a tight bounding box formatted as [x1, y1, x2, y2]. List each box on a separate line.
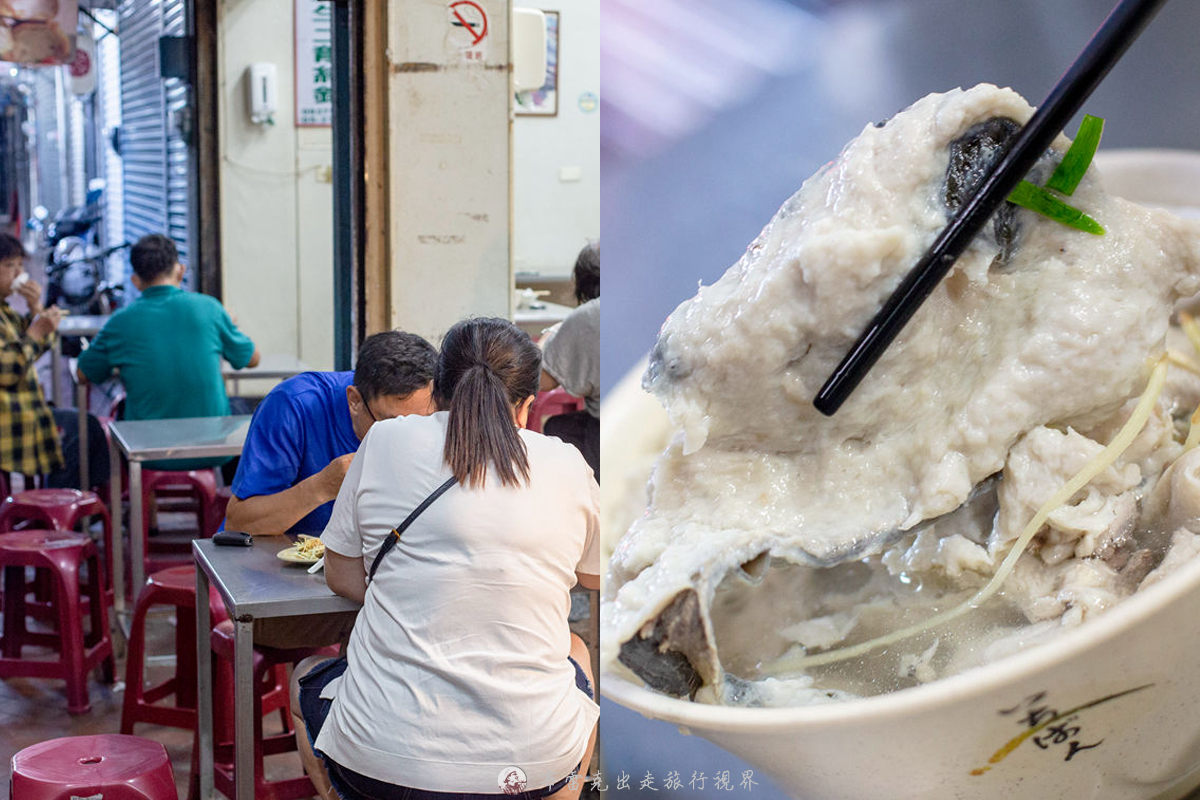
[765, 358, 1169, 674]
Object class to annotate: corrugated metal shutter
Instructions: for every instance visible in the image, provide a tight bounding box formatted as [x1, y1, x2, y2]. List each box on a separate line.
[117, 0, 191, 271]
[162, 1, 191, 266]
[96, 13, 125, 255]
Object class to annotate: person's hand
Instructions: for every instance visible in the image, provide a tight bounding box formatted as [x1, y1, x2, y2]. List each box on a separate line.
[28, 305, 65, 340]
[316, 453, 355, 501]
[16, 278, 44, 316]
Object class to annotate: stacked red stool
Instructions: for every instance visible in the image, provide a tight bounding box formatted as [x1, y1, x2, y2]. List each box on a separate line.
[189, 620, 336, 800]
[0, 489, 115, 605]
[121, 565, 230, 734]
[11, 733, 177, 799]
[138, 469, 221, 573]
[0, 530, 114, 714]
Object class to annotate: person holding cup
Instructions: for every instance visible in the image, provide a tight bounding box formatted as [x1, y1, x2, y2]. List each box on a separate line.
[0, 232, 66, 480]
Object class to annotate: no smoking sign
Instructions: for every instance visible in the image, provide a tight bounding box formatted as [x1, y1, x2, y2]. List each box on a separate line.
[449, 0, 489, 62]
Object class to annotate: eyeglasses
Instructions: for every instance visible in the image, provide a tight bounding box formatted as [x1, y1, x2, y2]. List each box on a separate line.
[363, 398, 379, 422]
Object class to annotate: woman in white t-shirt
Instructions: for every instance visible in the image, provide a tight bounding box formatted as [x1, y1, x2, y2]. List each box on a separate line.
[291, 317, 600, 800]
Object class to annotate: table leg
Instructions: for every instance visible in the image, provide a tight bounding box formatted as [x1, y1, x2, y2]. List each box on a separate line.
[130, 460, 144, 598]
[76, 380, 88, 492]
[196, 566, 214, 800]
[50, 340, 61, 407]
[109, 434, 124, 615]
[234, 616, 255, 800]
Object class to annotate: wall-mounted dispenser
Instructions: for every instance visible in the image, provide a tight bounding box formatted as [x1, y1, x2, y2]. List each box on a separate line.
[512, 8, 547, 92]
[246, 62, 277, 126]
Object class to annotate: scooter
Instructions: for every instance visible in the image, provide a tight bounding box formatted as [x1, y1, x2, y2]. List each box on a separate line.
[45, 237, 129, 317]
[27, 198, 129, 318]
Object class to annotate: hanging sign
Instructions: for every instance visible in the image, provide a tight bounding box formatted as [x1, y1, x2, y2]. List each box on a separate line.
[0, 0, 77, 66]
[295, 0, 333, 127]
[67, 22, 94, 94]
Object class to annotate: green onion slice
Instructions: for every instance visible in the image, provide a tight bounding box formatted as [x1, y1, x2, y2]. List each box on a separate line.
[1008, 180, 1105, 235]
[1046, 114, 1104, 196]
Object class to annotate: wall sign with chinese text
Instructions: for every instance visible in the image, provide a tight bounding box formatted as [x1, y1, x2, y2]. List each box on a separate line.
[295, 0, 332, 127]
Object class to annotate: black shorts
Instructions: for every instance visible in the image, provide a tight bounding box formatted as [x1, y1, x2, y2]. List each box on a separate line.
[298, 655, 594, 800]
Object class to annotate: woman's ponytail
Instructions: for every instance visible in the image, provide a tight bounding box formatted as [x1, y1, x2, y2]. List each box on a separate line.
[437, 318, 541, 488]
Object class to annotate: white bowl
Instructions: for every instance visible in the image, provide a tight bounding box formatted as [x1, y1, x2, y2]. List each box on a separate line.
[601, 150, 1200, 800]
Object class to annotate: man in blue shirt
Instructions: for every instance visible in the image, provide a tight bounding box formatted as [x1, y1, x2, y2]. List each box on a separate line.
[225, 331, 437, 536]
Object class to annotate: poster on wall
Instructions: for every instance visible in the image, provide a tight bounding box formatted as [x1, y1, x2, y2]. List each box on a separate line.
[514, 10, 557, 117]
[0, 0, 77, 66]
[295, 0, 332, 127]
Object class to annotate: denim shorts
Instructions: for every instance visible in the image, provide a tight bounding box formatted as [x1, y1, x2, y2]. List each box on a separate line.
[298, 655, 593, 800]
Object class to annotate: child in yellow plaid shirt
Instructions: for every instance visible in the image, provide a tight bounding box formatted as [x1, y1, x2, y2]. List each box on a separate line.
[0, 233, 65, 479]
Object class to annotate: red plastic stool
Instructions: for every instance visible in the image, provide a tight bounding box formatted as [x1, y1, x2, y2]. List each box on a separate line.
[0, 489, 115, 604]
[11, 733, 177, 799]
[121, 566, 230, 734]
[208, 487, 233, 538]
[189, 620, 336, 800]
[0, 530, 114, 714]
[528, 387, 586, 433]
[139, 469, 220, 573]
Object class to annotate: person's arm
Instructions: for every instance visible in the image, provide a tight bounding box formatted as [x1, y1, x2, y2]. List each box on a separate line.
[225, 453, 352, 536]
[574, 468, 601, 591]
[0, 307, 62, 389]
[214, 300, 259, 370]
[540, 303, 598, 400]
[319, 428, 372, 603]
[324, 548, 367, 604]
[76, 319, 115, 386]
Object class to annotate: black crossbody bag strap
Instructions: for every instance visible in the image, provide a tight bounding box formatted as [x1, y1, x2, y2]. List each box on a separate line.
[367, 476, 458, 584]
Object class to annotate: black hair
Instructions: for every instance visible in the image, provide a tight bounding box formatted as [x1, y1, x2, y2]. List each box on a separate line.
[436, 317, 541, 488]
[573, 240, 599, 305]
[130, 234, 179, 283]
[353, 330, 437, 403]
[0, 233, 26, 262]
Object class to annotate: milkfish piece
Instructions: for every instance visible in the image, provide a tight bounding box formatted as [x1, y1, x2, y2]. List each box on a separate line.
[603, 83, 1200, 698]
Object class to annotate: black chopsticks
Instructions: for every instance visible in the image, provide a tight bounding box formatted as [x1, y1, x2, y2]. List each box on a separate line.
[812, 0, 1170, 417]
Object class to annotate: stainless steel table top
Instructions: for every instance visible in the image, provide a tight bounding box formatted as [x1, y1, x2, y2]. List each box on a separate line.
[108, 415, 251, 462]
[57, 314, 109, 338]
[222, 354, 310, 381]
[193, 538, 360, 620]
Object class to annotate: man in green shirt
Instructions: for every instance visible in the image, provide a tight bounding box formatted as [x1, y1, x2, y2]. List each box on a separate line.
[77, 234, 260, 469]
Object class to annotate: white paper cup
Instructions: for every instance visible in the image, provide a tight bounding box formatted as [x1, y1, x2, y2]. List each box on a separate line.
[602, 150, 1200, 800]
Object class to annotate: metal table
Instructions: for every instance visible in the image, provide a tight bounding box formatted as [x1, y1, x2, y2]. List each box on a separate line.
[68, 364, 90, 492]
[108, 416, 250, 614]
[50, 314, 108, 407]
[222, 354, 309, 396]
[514, 300, 574, 339]
[193, 538, 360, 800]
